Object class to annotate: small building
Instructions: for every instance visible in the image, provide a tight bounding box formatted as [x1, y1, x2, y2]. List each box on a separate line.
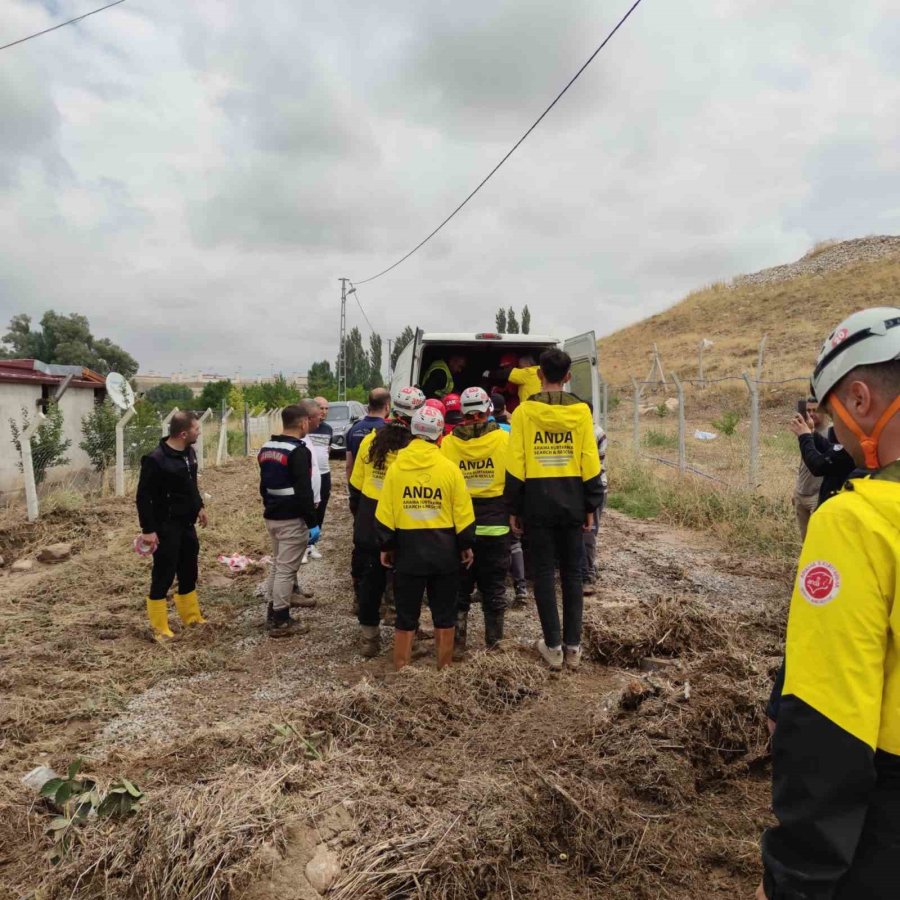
[0, 359, 107, 494]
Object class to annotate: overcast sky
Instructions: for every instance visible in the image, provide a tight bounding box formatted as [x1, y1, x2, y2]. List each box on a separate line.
[1, 0, 898, 378]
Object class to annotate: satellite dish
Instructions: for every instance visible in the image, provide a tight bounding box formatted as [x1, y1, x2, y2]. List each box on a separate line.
[106, 372, 135, 410]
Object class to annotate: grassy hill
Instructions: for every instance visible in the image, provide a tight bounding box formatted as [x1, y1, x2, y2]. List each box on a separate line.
[597, 236, 900, 388]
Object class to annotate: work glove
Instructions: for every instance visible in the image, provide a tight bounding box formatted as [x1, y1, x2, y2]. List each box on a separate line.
[308, 526, 322, 545]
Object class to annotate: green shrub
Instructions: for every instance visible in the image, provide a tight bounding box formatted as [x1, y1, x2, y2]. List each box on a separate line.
[80, 399, 119, 472]
[643, 429, 678, 450]
[712, 410, 740, 436]
[9, 403, 71, 484]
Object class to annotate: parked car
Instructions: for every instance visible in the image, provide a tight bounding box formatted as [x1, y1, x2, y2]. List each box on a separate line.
[326, 400, 366, 456]
[390, 330, 601, 421]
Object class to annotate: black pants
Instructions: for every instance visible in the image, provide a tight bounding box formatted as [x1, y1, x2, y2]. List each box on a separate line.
[149, 520, 199, 600]
[317, 473, 332, 527]
[459, 535, 509, 615]
[355, 546, 386, 627]
[528, 524, 584, 648]
[395, 571, 458, 631]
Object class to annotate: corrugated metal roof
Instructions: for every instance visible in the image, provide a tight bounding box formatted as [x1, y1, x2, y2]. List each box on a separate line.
[0, 359, 106, 389]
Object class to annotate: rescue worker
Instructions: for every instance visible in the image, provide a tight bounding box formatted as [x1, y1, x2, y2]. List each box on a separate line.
[346, 388, 390, 480]
[349, 386, 425, 656]
[441, 386, 511, 656]
[488, 353, 542, 407]
[504, 348, 603, 671]
[490, 393, 512, 432]
[759, 307, 900, 900]
[137, 410, 208, 642]
[420, 353, 466, 400]
[442, 392, 464, 436]
[376, 405, 476, 670]
[257, 404, 321, 638]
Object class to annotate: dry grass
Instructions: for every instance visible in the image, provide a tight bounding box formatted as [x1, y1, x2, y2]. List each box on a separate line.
[598, 251, 900, 387]
[0, 458, 787, 900]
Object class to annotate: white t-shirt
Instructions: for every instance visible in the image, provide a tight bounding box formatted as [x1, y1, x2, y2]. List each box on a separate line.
[300, 438, 322, 505]
[307, 426, 332, 478]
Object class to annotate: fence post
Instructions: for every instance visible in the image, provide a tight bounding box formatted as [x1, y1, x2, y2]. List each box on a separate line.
[161, 407, 179, 437]
[671, 373, 686, 475]
[631, 377, 640, 457]
[243, 403, 250, 456]
[197, 408, 213, 473]
[20, 411, 46, 523]
[742, 373, 759, 488]
[216, 407, 233, 466]
[114, 406, 137, 497]
[601, 382, 609, 430]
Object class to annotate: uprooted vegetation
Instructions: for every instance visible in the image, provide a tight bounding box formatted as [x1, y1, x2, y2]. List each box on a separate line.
[0, 459, 787, 899]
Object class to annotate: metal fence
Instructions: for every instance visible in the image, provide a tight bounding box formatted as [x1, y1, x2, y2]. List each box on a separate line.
[9, 402, 284, 522]
[601, 372, 810, 501]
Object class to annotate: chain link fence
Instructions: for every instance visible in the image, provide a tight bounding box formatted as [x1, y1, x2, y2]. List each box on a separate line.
[602, 373, 810, 502]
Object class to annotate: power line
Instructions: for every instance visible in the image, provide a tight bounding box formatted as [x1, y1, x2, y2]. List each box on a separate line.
[352, 0, 645, 286]
[0, 0, 127, 53]
[348, 282, 376, 335]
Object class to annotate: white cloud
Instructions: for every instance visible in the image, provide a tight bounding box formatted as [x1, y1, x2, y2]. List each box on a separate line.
[0, 0, 898, 378]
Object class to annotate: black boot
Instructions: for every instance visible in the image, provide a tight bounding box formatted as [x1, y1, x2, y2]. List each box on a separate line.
[266, 601, 274, 624]
[453, 609, 468, 661]
[484, 609, 505, 647]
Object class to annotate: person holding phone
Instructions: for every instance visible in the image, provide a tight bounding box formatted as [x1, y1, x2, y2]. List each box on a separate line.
[789, 397, 827, 539]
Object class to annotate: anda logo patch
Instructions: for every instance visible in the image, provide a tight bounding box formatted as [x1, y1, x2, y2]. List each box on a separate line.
[534, 431, 574, 444]
[460, 459, 494, 470]
[402, 486, 443, 500]
[798, 561, 841, 606]
[533, 429, 575, 467]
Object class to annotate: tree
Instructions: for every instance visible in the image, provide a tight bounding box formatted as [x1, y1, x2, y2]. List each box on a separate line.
[227, 384, 245, 412]
[125, 400, 162, 466]
[338, 327, 370, 390]
[80, 399, 119, 473]
[391, 326, 415, 370]
[495, 308, 507, 334]
[367, 333, 384, 389]
[2, 311, 139, 377]
[507, 307, 520, 334]
[522, 305, 531, 334]
[9, 402, 71, 484]
[144, 383, 195, 412]
[308, 361, 336, 397]
[197, 380, 232, 412]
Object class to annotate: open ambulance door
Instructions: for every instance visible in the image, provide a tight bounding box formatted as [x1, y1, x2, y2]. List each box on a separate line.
[389, 328, 423, 397]
[564, 331, 601, 425]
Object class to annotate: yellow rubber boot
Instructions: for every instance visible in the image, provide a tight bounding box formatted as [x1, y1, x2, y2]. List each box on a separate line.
[147, 598, 174, 642]
[174, 590, 207, 626]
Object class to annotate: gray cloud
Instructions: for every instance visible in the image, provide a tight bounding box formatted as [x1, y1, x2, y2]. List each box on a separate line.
[0, 0, 898, 380]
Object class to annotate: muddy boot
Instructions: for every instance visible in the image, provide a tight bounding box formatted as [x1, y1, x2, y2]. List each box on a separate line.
[434, 627, 455, 670]
[564, 645, 583, 670]
[268, 606, 308, 639]
[582, 580, 597, 598]
[359, 624, 381, 658]
[484, 609, 504, 648]
[453, 609, 468, 661]
[291, 583, 317, 609]
[535, 638, 563, 671]
[513, 581, 528, 606]
[266, 601, 274, 625]
[393, 629, 415, 671]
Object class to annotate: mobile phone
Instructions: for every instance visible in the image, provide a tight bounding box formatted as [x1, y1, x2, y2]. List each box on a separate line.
[796, 399, 807, 417]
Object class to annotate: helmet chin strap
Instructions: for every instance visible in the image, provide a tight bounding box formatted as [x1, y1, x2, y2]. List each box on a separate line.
[830, 393, 900, 470]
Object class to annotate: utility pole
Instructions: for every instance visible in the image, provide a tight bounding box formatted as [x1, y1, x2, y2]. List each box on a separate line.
[387, 338, 393, 381]
[338, 278, 349, 401]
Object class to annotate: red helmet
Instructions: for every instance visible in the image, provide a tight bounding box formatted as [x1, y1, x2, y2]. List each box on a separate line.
[499, 352, 519, 368]
[424, 398, 446, 416]
[443, 393, 462, 413]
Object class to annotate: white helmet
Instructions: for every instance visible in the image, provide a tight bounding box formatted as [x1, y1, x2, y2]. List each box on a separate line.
[459, 386, 491, 416]
[410, 405, 444, 442]
[391, 385, 426, 419]
[812, 307, 900, 401]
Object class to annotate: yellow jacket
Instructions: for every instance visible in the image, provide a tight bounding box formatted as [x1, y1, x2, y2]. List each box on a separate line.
[349, 429, 403, 548]
[504, 392, 603, 527]
[762, 461, 900, 899]
[508, 365, 542, 405]
[375, 438, 476, 574]
[441, 422, 509, 535]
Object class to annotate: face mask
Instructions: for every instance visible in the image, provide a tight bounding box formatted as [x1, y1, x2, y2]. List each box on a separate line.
[830, 393, 900, 469]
